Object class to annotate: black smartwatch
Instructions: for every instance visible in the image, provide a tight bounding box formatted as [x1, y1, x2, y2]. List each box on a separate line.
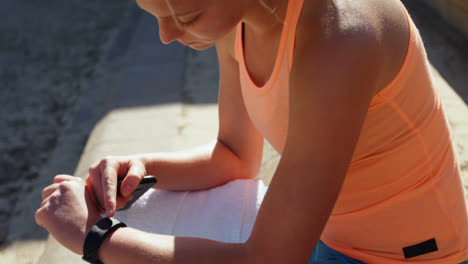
[82, 217, 126, 264]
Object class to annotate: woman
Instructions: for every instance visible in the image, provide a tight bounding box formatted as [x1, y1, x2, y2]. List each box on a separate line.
[35, 0, 468, 263]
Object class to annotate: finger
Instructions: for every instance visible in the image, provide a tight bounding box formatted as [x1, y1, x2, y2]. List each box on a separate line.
[37, 191, 59, 222]
[116, 194, 133, 210]
[40, 197, 48, 210]
[101, 160, 118, 216]
[53, 174, 74, 184]
[85, 181, 105, 214]
[88, 166, 99, 180]
[87, 167, 105, 211]
[40, 191, 57, 209]
[85, 175, 92, 188]
[42, 184, 58, 200]
[121, 160, 146, 197]
[35, 207, 46, 227]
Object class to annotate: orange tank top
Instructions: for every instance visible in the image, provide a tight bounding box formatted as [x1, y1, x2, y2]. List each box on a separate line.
[234, 0, 468, 263]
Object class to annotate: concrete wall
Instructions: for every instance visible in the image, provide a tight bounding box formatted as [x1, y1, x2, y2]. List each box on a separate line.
[426, 0, 468, 37]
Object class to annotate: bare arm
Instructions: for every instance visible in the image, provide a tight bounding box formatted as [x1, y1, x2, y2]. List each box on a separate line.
[90, 17, 384, 264]
[98, 228, 247, 264]
[245, 22, 382, 263]
[37, 3, 408, 262]
[140, 34, 264, 191]
[87, 30, 265, 215]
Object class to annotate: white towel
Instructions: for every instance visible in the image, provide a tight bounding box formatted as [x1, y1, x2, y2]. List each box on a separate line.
[114, 179, 267, 243]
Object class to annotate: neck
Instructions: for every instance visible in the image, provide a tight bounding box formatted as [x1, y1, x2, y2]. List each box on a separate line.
[241, 0, 288, 37]
[241, 0, 326, 37]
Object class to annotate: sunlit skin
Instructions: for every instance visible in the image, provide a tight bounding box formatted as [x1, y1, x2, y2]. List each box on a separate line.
[35, 0, 413, 263]
[136, 0, 295, 50]
[136, 0, 246, 49]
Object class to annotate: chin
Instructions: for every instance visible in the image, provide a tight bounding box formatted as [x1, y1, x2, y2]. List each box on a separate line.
[189, 42, 216, 50]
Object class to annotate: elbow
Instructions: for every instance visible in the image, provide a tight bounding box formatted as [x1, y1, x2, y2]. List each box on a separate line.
[236, 158, 260, 181]
[231, 154, 261, 180]
[215, 138, 261, 181]
[226, 155, 260, 183]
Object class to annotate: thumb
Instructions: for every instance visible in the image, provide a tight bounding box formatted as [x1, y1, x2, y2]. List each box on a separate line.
[121, 160, 146, 197]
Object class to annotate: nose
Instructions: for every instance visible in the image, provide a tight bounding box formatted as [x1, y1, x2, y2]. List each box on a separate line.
[158, 19, 184, 44]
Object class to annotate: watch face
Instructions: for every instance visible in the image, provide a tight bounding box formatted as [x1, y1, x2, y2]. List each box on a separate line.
[96, 217, 113, 230]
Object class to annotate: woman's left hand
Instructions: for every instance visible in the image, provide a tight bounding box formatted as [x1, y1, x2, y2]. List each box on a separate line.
[35, 174, 102, 255]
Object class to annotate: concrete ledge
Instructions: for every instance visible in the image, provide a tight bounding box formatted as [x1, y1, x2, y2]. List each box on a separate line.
[426, 0, 468, 37]
[35, 9, 188, 263]
[20, 3, 468, 264]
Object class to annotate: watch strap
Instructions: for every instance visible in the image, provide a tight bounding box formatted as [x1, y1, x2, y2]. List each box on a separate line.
[82, 217, 126, 264]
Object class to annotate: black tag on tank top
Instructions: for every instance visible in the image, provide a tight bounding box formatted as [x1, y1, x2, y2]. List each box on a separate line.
[403, 238, 438, 259]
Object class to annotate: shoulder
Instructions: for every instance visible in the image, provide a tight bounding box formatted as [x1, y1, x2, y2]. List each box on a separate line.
[293, 0, 409, 93]
[295, 0, 382, 67]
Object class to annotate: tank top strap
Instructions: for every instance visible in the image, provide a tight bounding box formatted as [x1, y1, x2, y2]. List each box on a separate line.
[286, 0, 304, 70]
[234, 0, 304, 67]
[234, 22, 242, 61]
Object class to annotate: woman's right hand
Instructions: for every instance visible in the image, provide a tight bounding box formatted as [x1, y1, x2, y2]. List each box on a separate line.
[86, 156, 148, 217]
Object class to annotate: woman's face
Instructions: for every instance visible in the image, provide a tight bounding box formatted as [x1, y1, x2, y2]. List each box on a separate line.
[136, 0, 246, 50]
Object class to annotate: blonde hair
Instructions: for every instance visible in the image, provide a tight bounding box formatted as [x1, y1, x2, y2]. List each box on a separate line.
[163, 0, 185, 30]
[163, 0, 283, 30]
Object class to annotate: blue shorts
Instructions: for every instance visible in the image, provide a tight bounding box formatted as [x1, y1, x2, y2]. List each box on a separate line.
[308, 240, 468, 264]
[308, 241, 364, 264]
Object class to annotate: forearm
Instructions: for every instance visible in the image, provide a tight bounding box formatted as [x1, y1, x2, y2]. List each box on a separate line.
[98, 227, 248, 264]
[139, 139, 257, 191]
